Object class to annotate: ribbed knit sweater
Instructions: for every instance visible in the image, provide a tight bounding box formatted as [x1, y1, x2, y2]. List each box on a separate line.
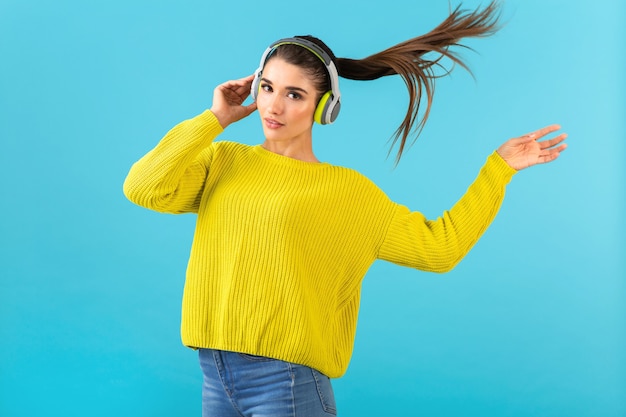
[123, 110, 517, 378]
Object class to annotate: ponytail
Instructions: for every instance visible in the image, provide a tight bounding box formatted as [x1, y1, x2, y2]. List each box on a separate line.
[335, 1, 502, 162]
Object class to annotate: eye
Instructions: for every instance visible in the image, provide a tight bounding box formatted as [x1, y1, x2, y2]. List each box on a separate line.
[260, 83, 273, 93]
[287, 91, 302, 100]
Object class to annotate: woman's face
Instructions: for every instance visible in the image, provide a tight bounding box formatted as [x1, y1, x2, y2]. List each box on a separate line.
[256, 58, 320, 145]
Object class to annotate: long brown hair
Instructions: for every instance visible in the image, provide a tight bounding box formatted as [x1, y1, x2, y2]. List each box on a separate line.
[270, 1, 502, 163]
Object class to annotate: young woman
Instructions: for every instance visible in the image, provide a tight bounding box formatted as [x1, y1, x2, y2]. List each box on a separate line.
[123, 2, 567, 416]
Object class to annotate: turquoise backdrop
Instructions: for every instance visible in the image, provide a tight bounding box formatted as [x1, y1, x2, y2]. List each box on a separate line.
[1, 0, 624, 416]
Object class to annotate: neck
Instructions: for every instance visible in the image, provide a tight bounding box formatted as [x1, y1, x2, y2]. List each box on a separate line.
[261, 139, 319, 163]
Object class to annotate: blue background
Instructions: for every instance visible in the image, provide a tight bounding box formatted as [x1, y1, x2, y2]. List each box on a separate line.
[1, 0, 624, 416]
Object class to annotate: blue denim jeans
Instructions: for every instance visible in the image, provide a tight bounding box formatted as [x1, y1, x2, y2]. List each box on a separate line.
[199, 348, 337, 417]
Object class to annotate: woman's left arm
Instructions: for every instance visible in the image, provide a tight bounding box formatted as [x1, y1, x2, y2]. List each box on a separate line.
[377, 125, 567, 272]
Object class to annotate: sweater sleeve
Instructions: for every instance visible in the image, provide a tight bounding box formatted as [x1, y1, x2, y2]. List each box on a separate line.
[123, 110, 224, 214]
[377, 151, 517, 272]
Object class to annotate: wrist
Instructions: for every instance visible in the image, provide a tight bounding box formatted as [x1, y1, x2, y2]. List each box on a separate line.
[209, 108, 230, 129]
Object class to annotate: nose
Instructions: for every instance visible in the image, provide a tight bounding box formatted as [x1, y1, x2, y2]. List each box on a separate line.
[267, 93, 283, 115]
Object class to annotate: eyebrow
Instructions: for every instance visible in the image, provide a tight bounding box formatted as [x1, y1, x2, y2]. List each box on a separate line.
[260, 77, 309, 95]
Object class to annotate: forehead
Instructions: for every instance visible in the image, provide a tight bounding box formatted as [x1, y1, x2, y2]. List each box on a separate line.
[262, 58, 316, 88]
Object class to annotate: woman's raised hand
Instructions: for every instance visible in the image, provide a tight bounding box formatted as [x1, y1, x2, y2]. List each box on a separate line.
[210, 75, 258, 129]
[497, 125, 568, 171]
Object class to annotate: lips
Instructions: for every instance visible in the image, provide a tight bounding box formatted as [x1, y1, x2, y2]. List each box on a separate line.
[264, 118, 284, 129]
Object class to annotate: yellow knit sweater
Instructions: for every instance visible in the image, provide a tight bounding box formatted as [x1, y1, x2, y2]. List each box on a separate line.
[123, 110, 516, 378]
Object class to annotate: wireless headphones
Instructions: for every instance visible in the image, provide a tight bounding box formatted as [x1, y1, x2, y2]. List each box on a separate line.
[251, 37, 341, 125]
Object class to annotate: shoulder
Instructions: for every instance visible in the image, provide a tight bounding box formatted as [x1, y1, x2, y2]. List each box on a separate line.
[211, 140, 254, 154]
[323, 164, 392, 203]
[328, 164, 380, 187]
[203, 140, 255, 161]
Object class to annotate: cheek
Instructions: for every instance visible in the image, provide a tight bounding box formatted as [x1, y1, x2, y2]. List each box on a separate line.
[255, 94, 269, 112]
[295, 105, 315, 120]
[298, 100, 318, 120]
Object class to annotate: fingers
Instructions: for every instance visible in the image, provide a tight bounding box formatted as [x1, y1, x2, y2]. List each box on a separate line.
[521, 124, 562, 140]
[243, 101, 258, 117]
[217, 75, 255, 98]
[536, 136, 567, 164]
[538, 132, 568, 150]
[512, 125, 567, 151]
[220, 74, 254, 86]
[537, 146, 564, 164]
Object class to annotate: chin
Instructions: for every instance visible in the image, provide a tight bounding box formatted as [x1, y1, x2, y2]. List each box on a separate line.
[262, 127, 290, 142]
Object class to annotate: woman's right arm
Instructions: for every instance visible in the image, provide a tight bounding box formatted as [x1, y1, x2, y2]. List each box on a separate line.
[123, 110, 223, 213]
[123, 75, 257, 213]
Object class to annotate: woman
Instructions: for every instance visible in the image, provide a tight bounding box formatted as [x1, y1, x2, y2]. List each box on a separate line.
[123, 2, 567, 416]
